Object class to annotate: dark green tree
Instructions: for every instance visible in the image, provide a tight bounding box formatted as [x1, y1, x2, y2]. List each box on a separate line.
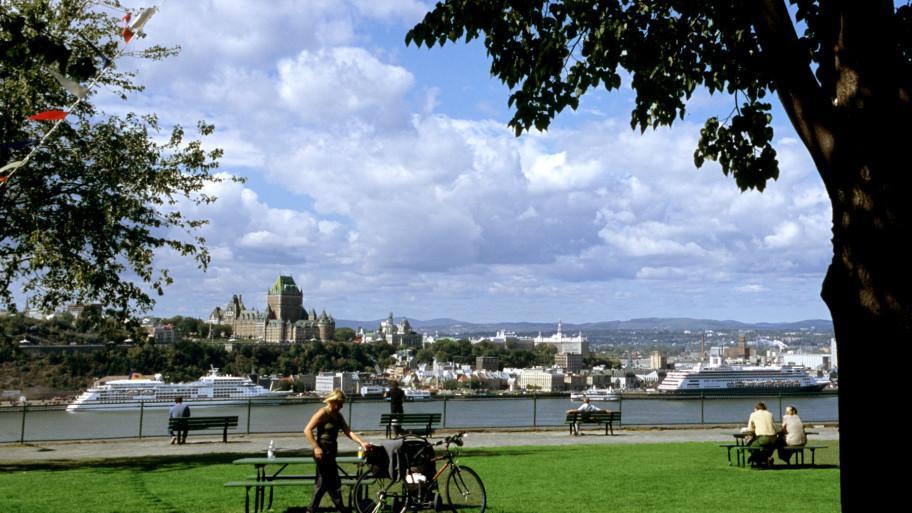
[407, 1, 904, 503]
[1, 1, 232, 317]
[333, 327, 356, 343]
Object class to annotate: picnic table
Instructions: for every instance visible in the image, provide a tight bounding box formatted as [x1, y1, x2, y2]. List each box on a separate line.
[227, 455, 362, 513]
[721, 431, 823, 467]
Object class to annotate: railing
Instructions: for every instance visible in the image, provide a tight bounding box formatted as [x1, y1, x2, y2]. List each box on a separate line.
[0, 391, 839, 444]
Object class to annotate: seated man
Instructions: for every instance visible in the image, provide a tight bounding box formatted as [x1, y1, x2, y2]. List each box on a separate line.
[777, 405, 807, 463]
[746, 402, 778, 467]
[566, 397, 600, 436]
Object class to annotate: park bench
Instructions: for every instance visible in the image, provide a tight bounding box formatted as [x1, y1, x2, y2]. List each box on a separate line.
[736, 444, 829, 467]
[168, 415, 238, 443]
[379, 413, 441, 438]
[564, 410, 622, 436]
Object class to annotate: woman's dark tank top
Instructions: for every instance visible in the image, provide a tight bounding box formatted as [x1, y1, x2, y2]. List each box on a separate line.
[316, 409, 344, 447]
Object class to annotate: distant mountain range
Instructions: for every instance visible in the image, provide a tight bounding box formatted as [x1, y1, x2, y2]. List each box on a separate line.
[335, 317, 833, 334]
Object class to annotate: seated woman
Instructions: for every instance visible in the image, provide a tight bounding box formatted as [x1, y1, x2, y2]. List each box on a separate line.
[777, 405, 807, 463]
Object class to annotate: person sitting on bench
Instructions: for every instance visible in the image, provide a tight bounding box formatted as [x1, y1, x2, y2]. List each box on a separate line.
[566, 397, 601, 436]
[745, 402, 778, 467]
[777, 405, 807, 463]
[168, 396, 190, 445]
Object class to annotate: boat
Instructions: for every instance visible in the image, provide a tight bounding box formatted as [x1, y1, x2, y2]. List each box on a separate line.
[657, 363, 828, 395]
[570, 387, 620, 401]
[66, 368, 290, 411]
[404, 388, 432, 401]
[359, 385, 386, 398]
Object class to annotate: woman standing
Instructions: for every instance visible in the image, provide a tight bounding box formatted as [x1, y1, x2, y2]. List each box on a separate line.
[305, 389, 371, 513]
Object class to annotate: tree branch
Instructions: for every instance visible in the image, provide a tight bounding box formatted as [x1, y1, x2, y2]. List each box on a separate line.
[751, 0, 837, 181]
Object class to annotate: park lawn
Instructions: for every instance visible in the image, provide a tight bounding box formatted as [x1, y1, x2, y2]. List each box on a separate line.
[0, 441, 840, 513]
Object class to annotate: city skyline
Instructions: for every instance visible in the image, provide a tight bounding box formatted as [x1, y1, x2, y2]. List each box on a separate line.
[26, 1, 833, 324]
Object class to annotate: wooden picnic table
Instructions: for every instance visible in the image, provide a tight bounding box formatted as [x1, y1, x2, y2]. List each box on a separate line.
[227, 455, 363, 513]
[722, 431, 820, 467]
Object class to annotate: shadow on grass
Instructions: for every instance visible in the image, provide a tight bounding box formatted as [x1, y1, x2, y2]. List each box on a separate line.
[0, 445, 530, 472]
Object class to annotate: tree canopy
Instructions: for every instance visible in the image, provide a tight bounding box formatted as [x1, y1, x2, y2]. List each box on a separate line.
[408, 1, 912, 507]
[1, 0, 230, 317]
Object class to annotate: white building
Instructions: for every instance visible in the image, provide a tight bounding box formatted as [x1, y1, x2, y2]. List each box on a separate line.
[779, 352, 832, 370]
[315, 372, 358, 395]
[533, 321, 589, 356]
[517, 368, 566, 392]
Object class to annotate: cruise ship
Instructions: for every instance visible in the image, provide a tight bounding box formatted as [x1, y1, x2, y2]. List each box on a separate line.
[657, 363, 827, 395]
[67, 368, 290, 411]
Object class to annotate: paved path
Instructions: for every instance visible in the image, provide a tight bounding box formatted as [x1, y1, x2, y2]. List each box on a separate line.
[0, 425, 839, 464]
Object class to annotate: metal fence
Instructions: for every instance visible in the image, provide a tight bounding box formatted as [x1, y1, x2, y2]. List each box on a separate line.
[0, 392, 839, 444]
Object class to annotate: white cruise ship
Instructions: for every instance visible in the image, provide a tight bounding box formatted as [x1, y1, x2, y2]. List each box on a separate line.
[67, 368, 290, 411]
[657, 363, 827, 395]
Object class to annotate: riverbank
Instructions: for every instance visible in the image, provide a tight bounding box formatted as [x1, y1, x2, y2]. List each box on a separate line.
[0, 424, 840, 465]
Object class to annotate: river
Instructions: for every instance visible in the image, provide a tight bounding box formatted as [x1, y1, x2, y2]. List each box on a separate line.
[0, 393, 838, 443]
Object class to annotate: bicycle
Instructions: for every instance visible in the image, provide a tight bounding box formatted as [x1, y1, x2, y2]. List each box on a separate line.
[351, 432, 486, 513]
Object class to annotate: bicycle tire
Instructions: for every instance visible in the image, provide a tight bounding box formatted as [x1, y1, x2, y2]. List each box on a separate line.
[445, 466, 486, 513]
[352, 470, 398, 513]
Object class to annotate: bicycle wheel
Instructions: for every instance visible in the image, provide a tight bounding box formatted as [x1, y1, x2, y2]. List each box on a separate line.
[351, 470, 397, 513]
[445, 466, 486, 513]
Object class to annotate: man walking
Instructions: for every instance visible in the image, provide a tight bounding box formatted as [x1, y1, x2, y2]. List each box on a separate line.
[168, 396, 191, 444]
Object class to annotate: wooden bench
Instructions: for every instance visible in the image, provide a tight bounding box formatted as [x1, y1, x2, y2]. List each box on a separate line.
[564, 410, 621, 435]
[168, 415, 238, 443]
[777, 445, 829, 466]
[379, 413, 441, 438]
[735, 444, 829, 467]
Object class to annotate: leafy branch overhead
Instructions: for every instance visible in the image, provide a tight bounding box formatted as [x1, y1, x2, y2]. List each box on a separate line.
[407, 1, 845, 191]
[1, 0, 234, 317]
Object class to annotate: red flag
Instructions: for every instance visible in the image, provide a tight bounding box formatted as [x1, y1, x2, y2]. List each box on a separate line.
[122, 11, 133, 43]
[28, 110, 68, 121]
[0, 176, 8, 184]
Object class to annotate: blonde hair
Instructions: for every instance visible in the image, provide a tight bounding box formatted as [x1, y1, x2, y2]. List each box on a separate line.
[323, 388, 346, 405]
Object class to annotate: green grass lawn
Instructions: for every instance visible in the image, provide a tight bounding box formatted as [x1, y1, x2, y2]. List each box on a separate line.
[0, 442, 840, 513]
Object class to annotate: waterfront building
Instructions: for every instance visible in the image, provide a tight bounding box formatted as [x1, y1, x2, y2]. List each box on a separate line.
[554, 352, 584, 373]
[315, 372, 358, 395]
[564, 373, 586, 391]
[778, 352, 832, 370]
[533, 321, 589, 356]
[650, 351, 668, 370]
[208, 275, 335, 343]
[517, 368, 566, 392]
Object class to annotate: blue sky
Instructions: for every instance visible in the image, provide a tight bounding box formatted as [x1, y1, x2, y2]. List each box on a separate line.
[91, 0, 833, 324]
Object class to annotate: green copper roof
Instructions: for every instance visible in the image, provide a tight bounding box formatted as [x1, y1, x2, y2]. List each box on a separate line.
[268, 275, 301, 295]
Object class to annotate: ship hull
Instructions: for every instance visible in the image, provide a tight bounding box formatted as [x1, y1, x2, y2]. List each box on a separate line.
[66, 395, 289, 412]
[657, 384, 829, 396]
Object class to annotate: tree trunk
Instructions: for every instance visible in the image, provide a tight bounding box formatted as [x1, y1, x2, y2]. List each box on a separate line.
[821, 144, 912, 508]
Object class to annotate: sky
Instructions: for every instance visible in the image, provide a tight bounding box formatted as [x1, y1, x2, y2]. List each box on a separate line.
[87, 0, 833, 324]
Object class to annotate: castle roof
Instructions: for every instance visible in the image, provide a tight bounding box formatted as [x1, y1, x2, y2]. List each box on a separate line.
[268, 275, 302, 296]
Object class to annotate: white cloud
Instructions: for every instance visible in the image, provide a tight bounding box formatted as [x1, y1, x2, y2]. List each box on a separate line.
[96, 2, 834, 323]
[276, 47, 414, 125]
